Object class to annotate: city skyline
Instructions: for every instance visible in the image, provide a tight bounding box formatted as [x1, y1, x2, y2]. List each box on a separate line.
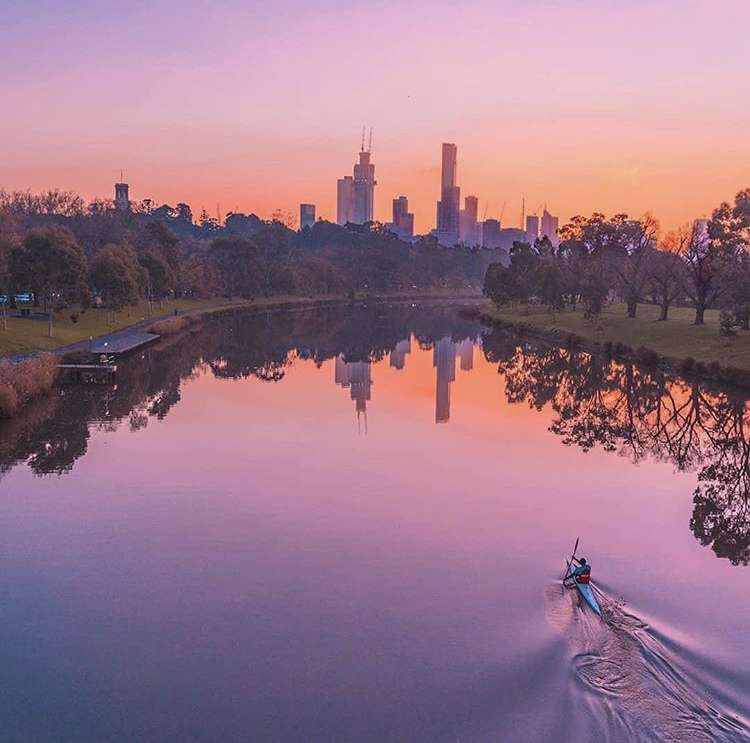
[2, 2, 747, 234]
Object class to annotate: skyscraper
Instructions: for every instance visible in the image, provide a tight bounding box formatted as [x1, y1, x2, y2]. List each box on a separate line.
[436, 143, 460, 245]
[114, 179, 129, 212]
[541, 208, 560, 247]
[352, 148, 376, 224]
[337, 177, 354, 225]
[300, 203, 316, 229]
[391, 196, 414, 240]
[389, 338, 411, 370]
[460, 194, 479, 245]
[525, 214, 540, 245]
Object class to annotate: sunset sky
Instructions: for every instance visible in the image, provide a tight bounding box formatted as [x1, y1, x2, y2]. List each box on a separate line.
[2, 0, 748, 232]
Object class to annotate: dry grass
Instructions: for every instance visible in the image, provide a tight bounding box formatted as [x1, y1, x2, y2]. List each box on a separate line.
[149, 317, 188, 336]
[0, 353, 58, 418]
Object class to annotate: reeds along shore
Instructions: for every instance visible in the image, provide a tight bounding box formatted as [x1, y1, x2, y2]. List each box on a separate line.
[0, 354, 58, 418]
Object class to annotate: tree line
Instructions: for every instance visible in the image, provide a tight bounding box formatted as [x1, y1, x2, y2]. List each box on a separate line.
[0, 189, 497, 329]
[483, 188, 750, 329]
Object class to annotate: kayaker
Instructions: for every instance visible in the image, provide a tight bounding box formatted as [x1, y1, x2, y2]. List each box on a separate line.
[569, 557, 591, 584]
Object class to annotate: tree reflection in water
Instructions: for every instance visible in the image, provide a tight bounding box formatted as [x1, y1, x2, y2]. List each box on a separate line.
[482, 326, 750, 566]
[0, 302, 478, 473]
[2, 306, 747, 567]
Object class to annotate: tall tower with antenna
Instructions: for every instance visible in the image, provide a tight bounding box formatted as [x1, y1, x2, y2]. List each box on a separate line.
[114, 170, 130, 212]
[352, 126, 376, 224]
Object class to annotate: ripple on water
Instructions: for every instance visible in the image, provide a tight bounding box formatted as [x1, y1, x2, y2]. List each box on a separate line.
[542, 584, 750, 743]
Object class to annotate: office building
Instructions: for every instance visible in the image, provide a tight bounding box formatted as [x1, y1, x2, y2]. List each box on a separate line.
[541, 208, 560, 247]
[114, 180, 129, 212]
[436, 143, 460, 245]
[300, 203, 316, 229]
[391, 196, 415, 240]
[525, 215, 540, 245]
[482, 219, 502, 248]
[352, 146, 376, 224]
[460, 195, 480, 245]
[337, 177, 354, 225]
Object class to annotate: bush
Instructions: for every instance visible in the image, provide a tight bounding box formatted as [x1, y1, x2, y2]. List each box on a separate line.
[694, 361, 707, 376]
[706, 361, 722, 379]
[149, 317, 188, 336]
[0, 354, 57, 418]
[635, 346, 660, 367]
[603, 341, 613, 355]
[70, 313, 79, 324]
[719, 310, 737, 337]
[613, 342, 632, 356]
[719, 366, 750, 388]
[680, 357, 695, 374]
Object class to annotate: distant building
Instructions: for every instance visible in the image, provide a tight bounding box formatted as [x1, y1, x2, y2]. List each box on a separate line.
[391, 196, 414, 240]
[499, 227, 527, 252]
[525, 215, 540, 245]
[114, 180, 129, 212]
[540, 208, 560, 247]
[352, 149, 376, 224]
[436, 143, 460, 246]
[482, 219, 502, 248]
[460, 195, 480, 245]
[300, 203, 316, 229]
[337, 176, 354, 225]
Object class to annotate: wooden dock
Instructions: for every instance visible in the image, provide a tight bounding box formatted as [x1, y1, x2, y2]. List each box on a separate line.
[90, 331, 160, 356]
[58, 364, 117, 385]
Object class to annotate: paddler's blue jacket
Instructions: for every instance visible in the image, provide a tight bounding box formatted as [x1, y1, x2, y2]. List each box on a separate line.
[571, 563, 591, 578]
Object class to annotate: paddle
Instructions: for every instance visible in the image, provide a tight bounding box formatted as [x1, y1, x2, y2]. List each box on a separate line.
[562, 536, 579, 585]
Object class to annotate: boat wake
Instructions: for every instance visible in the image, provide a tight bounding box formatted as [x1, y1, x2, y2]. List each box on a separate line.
[543, 584, 750, 742]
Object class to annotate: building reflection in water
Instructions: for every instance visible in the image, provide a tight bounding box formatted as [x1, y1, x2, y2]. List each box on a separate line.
[334, 354, 373, 432]
[336, 336, 478, 427]
[389, 338, 411, 370]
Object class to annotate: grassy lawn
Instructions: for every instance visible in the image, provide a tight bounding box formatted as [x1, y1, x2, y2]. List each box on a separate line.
[0, 289, 483, 358]
[487, 302, 750, 370]
[0, 297, 244, 357]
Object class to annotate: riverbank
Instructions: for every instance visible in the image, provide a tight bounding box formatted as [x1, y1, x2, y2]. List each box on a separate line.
[1, 289, 482, 360]
[471, 301, 750, 386]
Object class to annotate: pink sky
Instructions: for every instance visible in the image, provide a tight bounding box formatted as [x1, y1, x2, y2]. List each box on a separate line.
[2, 0, 748, 232]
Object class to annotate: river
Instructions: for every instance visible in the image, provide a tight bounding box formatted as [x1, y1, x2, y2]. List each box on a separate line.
[0, 302, 748, 742]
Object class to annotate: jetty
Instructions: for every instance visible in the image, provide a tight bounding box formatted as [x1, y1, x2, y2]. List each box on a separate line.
[90, 331, 159, 356]
[58, 363, 117, 385]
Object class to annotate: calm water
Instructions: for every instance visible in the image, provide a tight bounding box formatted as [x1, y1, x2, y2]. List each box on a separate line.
[1, 303, 749, 742]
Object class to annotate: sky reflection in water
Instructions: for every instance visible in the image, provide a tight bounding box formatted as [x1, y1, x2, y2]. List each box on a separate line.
[0, 303, 748, 742]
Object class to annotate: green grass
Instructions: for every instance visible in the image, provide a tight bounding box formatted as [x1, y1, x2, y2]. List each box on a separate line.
[486, 302, 750, 370]
[0, 297, 244, 357]
[0, 288, 482, 358]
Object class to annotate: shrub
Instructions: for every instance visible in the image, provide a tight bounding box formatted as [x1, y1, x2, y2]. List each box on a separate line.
[635, 346, 660, 367]
[719, 366, 750, 388]
[603, 341, 613, 355]
[0, 383, 18, 418]
[613, 342, 632, 356]
[0, 354, 57, 418]
[680, 357, 695, 374]
[719, 310, 737, 337]
[70, 313, 79, 324]
[694, 361, 707, 376]
[149, 317, 188, 336]
[706, 361, 722, 379]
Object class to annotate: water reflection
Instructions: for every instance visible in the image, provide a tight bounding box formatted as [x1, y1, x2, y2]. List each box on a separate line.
[482, 326, 750, 566]
[1, 303, 749, 567]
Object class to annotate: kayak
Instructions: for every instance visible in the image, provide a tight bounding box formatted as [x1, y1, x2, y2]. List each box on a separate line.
[565, 564, 601, 616]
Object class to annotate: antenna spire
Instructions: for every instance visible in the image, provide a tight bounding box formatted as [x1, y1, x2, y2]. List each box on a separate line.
[361, 126, 365, 152]
[368, 127, 373, 154]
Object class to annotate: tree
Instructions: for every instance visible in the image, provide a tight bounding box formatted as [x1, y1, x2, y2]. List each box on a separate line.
[9, 226, 88, 336]
[650, 231, 686, 321]
[612, 215, 659, 318]
[483, 262, 515, 307]
[682, 221, 727, 325]
[88, 244, 144, 319]
[138, 250, 175, 311]
[208, 237, 263, 298]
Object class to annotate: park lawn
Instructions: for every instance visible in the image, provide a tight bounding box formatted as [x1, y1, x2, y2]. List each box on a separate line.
[0, 297, 244, 357]
[0, 288, 483, 358]
[486, 302, 750, 370]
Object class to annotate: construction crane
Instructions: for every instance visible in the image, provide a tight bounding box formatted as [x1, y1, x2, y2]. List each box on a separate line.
[499, 201, 507, 223]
